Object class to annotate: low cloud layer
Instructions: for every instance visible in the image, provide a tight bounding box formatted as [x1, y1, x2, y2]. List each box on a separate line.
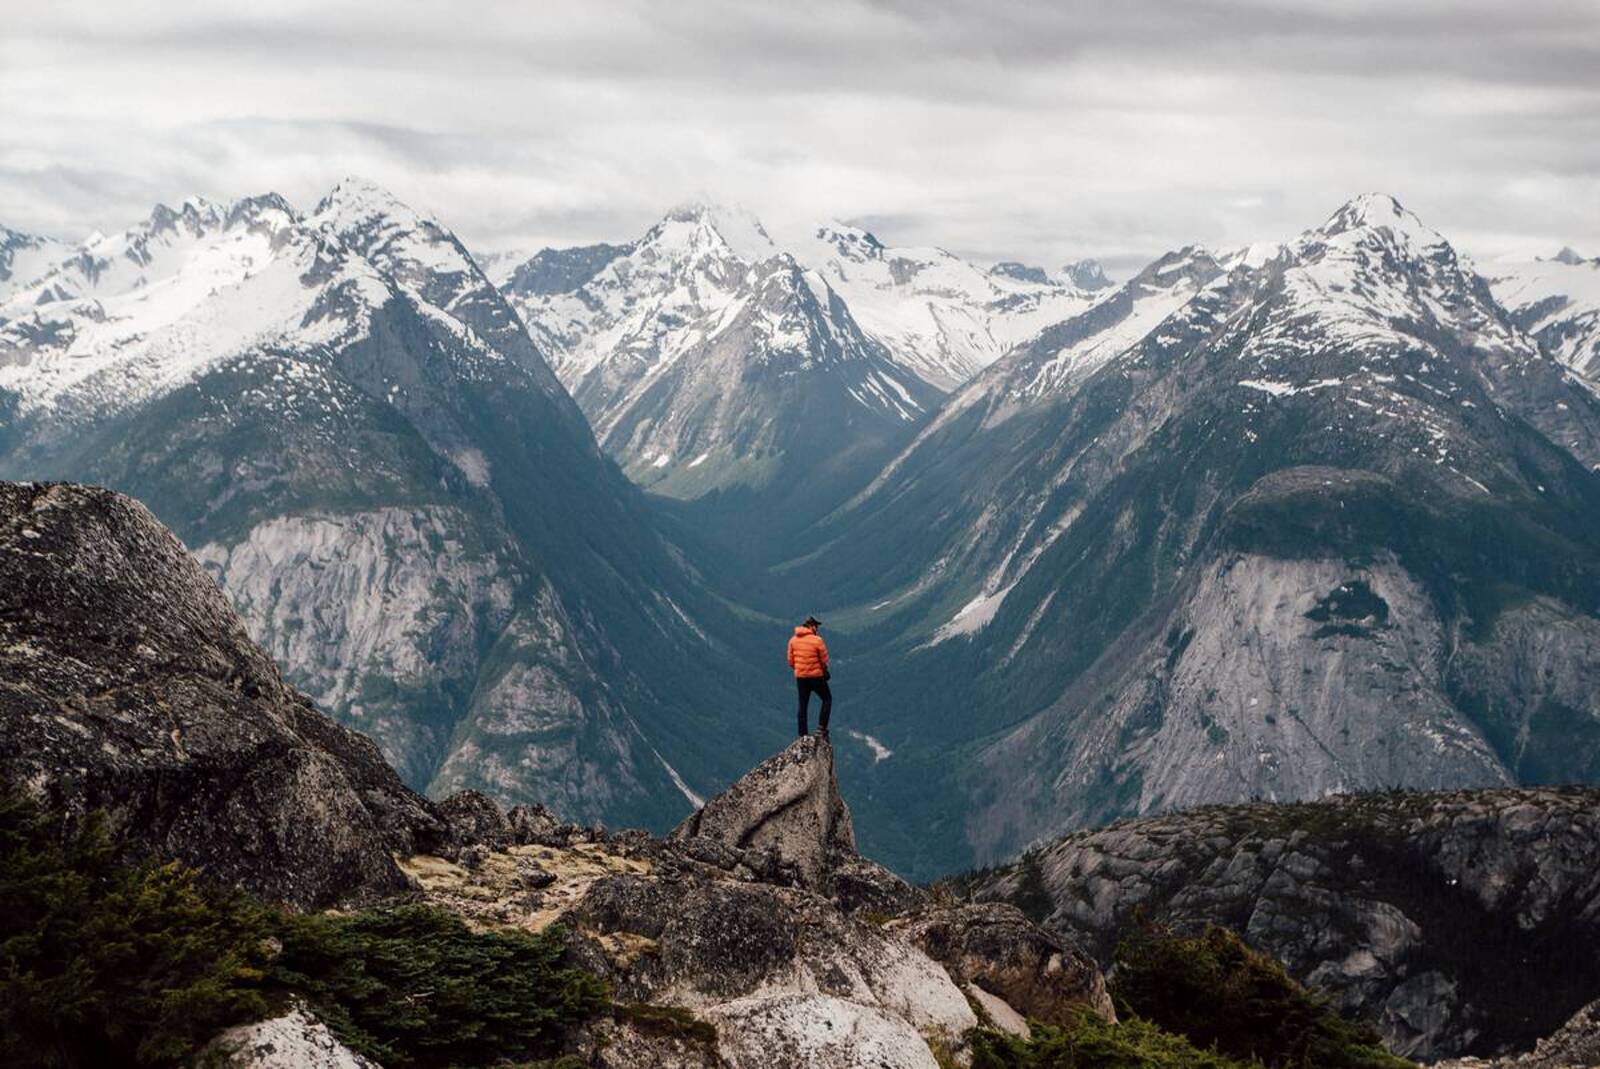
[4, 0, 1597, 272]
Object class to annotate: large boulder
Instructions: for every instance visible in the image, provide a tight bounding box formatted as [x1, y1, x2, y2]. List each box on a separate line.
[672, 734, 854, 887]
[706, 994, 944, 1069]
[0, 482, 447, 908]
[893, 903, 1115, 1028]
[203, 1002, 380, 1069]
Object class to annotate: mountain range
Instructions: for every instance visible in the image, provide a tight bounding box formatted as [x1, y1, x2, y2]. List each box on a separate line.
[0, 180, 777, 835]
[5, 185, 1600, 880]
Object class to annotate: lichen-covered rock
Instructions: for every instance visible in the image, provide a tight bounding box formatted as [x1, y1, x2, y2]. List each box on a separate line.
[568, 872, 976, 1040]
[893, 902, 1114, 1027]
[823, 853, 928, 917]
[578, 1016, 729, 1069]
[705, 993, 944, 1069]
[673, 734, 853, 888]
[0, 482, 446, 908]
[203, 1002, 380, 1069]
[966, 787, 1600, 1060]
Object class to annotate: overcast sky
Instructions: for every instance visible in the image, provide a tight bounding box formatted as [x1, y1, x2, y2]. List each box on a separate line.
[3, 0, 1598, 274]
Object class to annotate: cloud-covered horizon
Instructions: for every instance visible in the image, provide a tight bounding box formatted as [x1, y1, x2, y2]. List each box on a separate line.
[3, 0, 1597, 273]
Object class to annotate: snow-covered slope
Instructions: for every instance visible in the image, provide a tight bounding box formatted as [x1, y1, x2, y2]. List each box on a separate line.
[1485, 247, 1600, 381]
[0, 195, 384, 430]
[794, 223, 1103, 390]
[0, 225, 69, 301]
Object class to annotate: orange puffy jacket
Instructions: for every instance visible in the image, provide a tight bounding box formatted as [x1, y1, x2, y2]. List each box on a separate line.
[786, 626, 829, 679]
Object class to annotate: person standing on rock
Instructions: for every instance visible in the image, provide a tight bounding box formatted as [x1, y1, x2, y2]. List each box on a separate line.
[787, 616, 831, 737]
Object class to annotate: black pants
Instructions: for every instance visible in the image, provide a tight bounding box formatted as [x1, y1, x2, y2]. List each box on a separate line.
[797, 676, 832, 736]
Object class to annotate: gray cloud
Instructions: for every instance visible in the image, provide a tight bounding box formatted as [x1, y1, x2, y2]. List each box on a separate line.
[2, 0, 1597, 272]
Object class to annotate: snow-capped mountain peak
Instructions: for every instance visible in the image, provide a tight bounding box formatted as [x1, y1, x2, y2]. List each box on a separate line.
[1488, 245, 1600, 380]
[794, 224, 1103, 389]
[812, 221, 886, 265]
[650, 199, 779, 265]
[1316, 192, 1450, 255]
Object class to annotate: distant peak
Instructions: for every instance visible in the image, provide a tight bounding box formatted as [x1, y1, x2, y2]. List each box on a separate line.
[1061, 258, 1112, 290]
[816, 220, 884, 251]
[1551, 246, 1589, 266]
[652, 198, 776, 263]
[314, 176, 423, 226]
[225, 192, 297, 229]
[990, 261, 1052, 285]
[143, 197, 228, 237]
[1318, 193, 1444, 249]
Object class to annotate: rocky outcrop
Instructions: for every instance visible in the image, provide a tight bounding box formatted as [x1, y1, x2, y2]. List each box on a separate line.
[965, 787, 1600, 1061]
[672, 734, 854, 887]
[0, 481, 448, 908]
[404, 736, 1116, 1068]
[204, 1002, 380, 1069]
[892, 903, 1114, 1030]
[0, 489, 1114, 1066]
[1439, 999, 1600, 1069]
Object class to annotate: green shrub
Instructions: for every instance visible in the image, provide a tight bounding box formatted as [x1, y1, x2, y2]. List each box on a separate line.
[968, 1007, 1255, 1069]
[274, 906, 608, 1067]
[0, 791, 273, 1067]
[1111, 923, 1412, 1069]
[0, 788, 608, 1068]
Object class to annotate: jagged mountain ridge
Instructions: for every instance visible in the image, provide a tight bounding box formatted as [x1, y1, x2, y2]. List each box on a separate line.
[790, 194, 1600, 877]
[792, 221, 1103, 390]
[0, 181, 779, 834]
[0, 223, 67, 301]
[500, 203, 945, 524]
[1485, 246, 1600, 381]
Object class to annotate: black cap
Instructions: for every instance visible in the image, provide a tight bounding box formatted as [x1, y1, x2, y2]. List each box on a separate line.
[803, 615, 822, 627]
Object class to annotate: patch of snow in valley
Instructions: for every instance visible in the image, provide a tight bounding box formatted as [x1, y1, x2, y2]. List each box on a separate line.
[652, 746, 705, 808]
[847, 729, 894, 763]
[925, 583, 1016, 646]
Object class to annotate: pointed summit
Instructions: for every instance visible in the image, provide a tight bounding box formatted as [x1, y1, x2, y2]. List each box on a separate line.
[652, 198, 777, 264]
[310, 176, 441, 249]
[1317, 192, 1447, 252]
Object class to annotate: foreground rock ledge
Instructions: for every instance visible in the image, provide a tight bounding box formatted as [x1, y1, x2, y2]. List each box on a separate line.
[401, 735, 1115, 1067]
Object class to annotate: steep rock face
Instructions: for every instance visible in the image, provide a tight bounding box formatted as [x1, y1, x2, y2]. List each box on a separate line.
[965, 787, 1600, 1061]
[0, 482, 445, 908]
[192, 506, 518, 785]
